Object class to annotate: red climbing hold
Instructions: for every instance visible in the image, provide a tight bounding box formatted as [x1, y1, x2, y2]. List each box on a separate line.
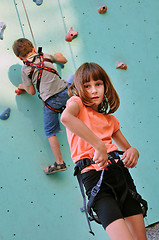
[116, 62, 127, 70]
[15, 88, 26, 95]
[98, 5, 107, 14]
[65, 27, 78, 42]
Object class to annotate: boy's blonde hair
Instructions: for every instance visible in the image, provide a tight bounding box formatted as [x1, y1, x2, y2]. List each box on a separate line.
[12, 38, 34, 58]
[68, 62, 120, 114]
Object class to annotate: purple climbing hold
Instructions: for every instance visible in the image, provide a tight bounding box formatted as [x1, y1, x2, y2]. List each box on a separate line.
[33, 0, 43, 6]
[0, 107, 11, 120]
[0, 22, 6, 40]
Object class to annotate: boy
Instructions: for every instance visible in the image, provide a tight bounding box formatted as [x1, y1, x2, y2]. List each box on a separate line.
[12, 38, 72, 174]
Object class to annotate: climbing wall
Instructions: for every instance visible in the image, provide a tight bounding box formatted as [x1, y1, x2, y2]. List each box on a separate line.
[0, 0, 159, 239]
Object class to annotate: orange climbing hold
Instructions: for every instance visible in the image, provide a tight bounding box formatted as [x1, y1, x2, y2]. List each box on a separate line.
[116, 62, 127, 70]
[65, 27, 78, 42]
[98, 5, 107, 14]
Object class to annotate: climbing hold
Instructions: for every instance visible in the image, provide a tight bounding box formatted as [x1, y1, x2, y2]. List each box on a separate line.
[65, 27, 78, 42]
[15, 88, 26, 95]
[33, 0, 43, 6]
[0, 107, 11, 120]
[58, 63, 64, 69]
[98, 5, 107, 14]
[116, 62, 127, 70]
[0, 22, 6, 40]
[80, 207, 85, 212]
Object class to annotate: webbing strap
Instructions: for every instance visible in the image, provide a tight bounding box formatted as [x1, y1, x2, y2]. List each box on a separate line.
[24, 52, 61, 92]
[43, 101, 65, 113]
[129, 189, 148, 217]
[87, 169, 104, 223]
[76, 172, 95, 235]
[74, 151, 124, 234]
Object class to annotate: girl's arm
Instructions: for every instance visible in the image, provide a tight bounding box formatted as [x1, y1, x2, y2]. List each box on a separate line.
[112, 129, 139, 168]
[61, 101, 108, 169]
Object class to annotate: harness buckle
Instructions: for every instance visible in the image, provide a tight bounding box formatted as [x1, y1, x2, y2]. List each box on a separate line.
[91, 185, 100, 197]
[36, 62, 44, 70]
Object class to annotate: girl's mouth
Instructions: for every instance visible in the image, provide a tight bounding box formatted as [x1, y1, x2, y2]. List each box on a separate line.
[91, 97, 99, 100]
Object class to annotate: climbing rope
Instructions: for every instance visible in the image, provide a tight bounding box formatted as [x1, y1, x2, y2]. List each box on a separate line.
[21, 0, 37, 51]
[13, 0, 25, 37]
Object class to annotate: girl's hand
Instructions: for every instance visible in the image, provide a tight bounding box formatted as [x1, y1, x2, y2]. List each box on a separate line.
[121, 147, 139, 168]
[93, 142, 108, 169]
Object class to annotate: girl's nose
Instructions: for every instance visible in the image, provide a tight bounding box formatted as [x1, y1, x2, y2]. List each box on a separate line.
[91, 85, 97, 93]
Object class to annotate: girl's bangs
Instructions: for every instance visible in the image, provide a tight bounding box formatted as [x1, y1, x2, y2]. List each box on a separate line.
[82, 65, 105, 84]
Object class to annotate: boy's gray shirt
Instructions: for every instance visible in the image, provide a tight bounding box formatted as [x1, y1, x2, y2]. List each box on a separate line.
[21, 53, 68, 101]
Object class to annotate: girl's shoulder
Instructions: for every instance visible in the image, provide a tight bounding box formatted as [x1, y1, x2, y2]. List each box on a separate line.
[106, 114, 120, 130]
[107, 113, 119, 122]
[67, 96, 84, 109]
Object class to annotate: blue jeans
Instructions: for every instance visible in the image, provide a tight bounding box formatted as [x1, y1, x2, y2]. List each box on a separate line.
[43, 74, 74, 137]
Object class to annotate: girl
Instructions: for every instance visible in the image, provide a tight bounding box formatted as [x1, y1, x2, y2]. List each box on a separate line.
[61, 62, 147, 240]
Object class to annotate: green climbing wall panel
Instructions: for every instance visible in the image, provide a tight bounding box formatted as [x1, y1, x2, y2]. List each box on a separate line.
[0, 0, 159, 239]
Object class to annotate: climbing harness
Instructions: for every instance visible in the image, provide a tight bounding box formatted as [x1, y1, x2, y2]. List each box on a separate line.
[74, 151, 148, 235]
[24, 47, 65, 113]
[24, 48, 61, 92]
[20, 1, 65, 113]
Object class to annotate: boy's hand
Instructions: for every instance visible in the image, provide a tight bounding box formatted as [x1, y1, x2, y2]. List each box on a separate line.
[17, 83, 36, 95]
[121, 147, 139, 168]
[18, 83, 25, 90]
[54, 52, 67, 64]
[54, 52, 63, 57]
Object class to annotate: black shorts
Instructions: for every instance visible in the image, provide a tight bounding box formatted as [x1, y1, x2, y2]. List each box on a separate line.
[81, 160, 142, 229]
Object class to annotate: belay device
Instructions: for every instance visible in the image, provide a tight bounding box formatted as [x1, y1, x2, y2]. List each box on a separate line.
[74, 151, 148, 235]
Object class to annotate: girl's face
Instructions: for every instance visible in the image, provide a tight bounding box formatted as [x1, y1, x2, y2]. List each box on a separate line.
[83, 76, 105, 111]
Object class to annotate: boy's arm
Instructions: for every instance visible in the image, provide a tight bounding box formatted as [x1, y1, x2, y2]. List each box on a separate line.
[61, 101, 108, 169]
[18, 83, 36, 95]
[54, 52, 67, 64]
[112, 129, 139, 168]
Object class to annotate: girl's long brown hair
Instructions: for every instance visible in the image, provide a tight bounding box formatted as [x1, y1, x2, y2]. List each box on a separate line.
[68, 62, 120, 114]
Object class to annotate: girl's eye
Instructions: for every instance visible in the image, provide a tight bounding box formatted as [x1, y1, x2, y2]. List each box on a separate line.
[84, 85, 89, 89]
[96, 81, 103, 86]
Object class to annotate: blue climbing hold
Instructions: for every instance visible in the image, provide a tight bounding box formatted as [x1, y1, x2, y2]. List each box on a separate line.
[59, 63, 64, 69]
[33, 0, 43, 6]
[0, 22, 6, 40]
[80, 207, 85, 212]
[0, 107, 11, 120]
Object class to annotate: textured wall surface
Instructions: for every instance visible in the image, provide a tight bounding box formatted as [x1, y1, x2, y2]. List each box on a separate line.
[0, 0, 159, 239]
